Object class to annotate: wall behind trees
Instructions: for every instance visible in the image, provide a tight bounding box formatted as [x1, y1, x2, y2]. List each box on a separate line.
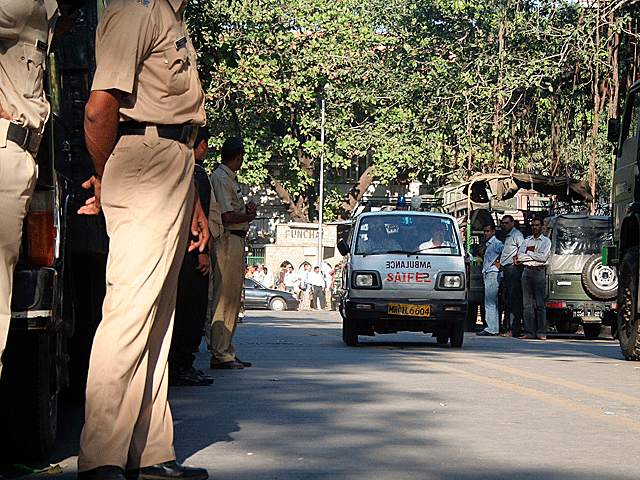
[186, 0, 640, 221]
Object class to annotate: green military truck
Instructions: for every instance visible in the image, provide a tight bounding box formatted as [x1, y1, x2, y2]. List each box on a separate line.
[0, 1, 109, 459]
[545, 215, 617, 338]
[606, 78, 640, 360]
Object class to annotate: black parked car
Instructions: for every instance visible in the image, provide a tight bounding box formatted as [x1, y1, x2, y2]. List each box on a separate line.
[244, 278, 299, 311]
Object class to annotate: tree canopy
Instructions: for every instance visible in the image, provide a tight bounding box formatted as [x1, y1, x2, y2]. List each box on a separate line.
[186, 0, 640, 221]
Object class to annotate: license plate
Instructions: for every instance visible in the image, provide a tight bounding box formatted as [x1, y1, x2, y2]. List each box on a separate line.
[388, 303, 431, 317]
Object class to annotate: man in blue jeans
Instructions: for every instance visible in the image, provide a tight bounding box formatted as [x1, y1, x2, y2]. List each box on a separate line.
[477, 223, 503, 336]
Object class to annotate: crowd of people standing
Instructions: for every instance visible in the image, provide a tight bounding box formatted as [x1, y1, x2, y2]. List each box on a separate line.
[245, 262, 342, 311]
[476, 215, 551, 340]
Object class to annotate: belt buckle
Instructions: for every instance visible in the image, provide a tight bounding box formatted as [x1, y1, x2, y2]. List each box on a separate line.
[29, 131, 42, 153]
[15, 125, 30, 149]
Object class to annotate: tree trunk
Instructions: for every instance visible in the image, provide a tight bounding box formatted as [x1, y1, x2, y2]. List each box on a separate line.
[336, 165, 376, 221]
[268, 175, 308, 223]
[493, 12, 507, 170]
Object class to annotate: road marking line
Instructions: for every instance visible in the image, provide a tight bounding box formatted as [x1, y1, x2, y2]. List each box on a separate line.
[457, 357, 640, 407]
[429, 361, 640, 430]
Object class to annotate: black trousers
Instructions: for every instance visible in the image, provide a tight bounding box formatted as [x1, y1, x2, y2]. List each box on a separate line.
[169, 251, 209, 371]
[502, 263, 524, 335]
[312, 285, 327, 309]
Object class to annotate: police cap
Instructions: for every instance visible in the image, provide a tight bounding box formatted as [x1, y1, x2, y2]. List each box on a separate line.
[222, 137, 244, 154]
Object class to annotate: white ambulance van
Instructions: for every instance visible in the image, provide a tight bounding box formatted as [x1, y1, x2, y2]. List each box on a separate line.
[337, 211, 467, 346]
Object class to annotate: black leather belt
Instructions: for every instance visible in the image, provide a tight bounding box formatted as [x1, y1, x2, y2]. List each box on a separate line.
[119, 121, 198, 145]
[226, 230, 247, 239]
[7, 122, 42, 155]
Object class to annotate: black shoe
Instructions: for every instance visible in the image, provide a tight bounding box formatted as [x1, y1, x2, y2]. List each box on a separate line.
[79, 466, 126, 480]
[170, 367, 213, 386]
[210, 360, 244, 370]
[234, 357, 252, 367]
[476, 330, 498, 336]
[125, 461, 208, 480]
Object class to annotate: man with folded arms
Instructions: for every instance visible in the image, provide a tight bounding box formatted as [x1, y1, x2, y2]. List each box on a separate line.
[515, 218, 551, 340]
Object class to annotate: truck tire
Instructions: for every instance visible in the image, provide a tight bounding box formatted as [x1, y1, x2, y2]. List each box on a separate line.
[343, 314, 358, 346]
[582, 254, 618, 300]
[617, 246, 640, 360]
[583, 323, 601, 339]
[450, 322, 464, 348]
[0, 330, 58, 460]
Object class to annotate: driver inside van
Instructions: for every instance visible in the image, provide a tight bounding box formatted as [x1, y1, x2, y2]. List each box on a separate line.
[356, 220, 402, 254]
[418, 222, 454, 253]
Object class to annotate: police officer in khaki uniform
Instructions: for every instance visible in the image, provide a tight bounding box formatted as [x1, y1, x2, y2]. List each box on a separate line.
[76, 1, 209, 480]
[207, 137, 257, 370]
[0, 0, 80, 381]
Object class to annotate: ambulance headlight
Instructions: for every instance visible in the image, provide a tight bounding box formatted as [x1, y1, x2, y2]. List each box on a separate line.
[352, 271, 381, 289]
[436, 273, 464, 290]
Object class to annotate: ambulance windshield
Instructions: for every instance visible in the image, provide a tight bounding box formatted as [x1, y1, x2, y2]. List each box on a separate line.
[354, 214, 460, 255]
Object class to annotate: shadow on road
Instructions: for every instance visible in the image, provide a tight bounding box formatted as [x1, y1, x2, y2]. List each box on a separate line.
[3, 309, 636, 480]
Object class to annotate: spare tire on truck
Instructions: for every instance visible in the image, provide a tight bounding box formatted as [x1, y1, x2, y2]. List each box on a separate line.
[582, 254, 617, 300]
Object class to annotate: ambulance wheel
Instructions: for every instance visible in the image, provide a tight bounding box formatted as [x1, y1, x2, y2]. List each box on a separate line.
[450, 322, 464, 348]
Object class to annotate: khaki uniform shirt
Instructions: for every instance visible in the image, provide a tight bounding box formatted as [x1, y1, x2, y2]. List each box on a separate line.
[92, 0, 205, 126]
[0, 0, 59, 132]
[210, 163, 249, 232]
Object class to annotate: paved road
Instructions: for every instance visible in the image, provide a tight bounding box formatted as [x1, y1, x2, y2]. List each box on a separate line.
[7, 309, 640, 480]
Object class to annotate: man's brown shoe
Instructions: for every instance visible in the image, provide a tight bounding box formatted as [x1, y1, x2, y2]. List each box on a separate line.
[234, 357, 252, 367]
[125, 461, 208, 480]
[538, 334, 547, 340]
[501, 332, 513, 337]
[519, 334, 534, 339]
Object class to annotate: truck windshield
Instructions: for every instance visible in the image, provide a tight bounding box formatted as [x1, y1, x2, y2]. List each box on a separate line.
[354, 214, 460, 255]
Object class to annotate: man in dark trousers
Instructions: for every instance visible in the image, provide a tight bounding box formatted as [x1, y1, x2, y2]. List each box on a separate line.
[169, 127, 214, 386]
[499, 215, 524, 337]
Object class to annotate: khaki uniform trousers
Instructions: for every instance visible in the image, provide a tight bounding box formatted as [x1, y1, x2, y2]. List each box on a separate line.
[0, 141, 37, 379]
[206, 231, 244, 364]
[78, 134, 194, 472]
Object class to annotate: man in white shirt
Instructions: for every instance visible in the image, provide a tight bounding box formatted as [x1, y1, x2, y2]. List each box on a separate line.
[298, 264, 312, 310]
[499, 215, 525, 337]
[283, 266, 296, 292]
[515, 218, 551, 340]
[309, 266, 327, 310]
[253, 265, 266, 284]
[262, 267, 275, 288]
